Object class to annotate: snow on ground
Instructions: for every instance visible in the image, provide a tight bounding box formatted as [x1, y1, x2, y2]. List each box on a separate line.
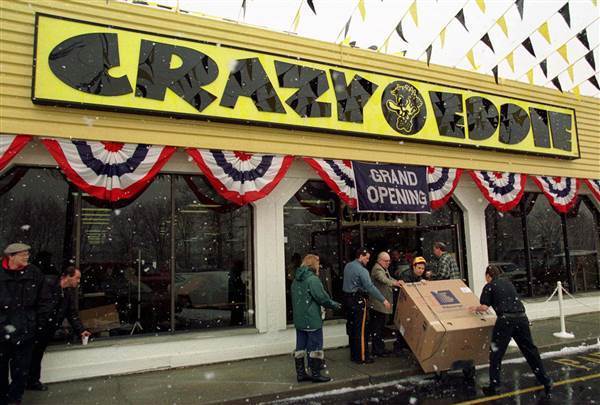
[271, 340, 600, 404]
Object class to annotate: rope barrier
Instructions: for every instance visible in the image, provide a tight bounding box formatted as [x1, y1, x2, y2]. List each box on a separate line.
[559, 285, 600, 310]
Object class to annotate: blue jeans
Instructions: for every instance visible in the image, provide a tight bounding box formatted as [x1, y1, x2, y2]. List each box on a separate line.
[295, 328, 323, 352]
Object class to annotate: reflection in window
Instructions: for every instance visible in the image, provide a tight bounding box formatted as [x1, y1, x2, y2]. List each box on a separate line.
[0, 167, 70, 274]
[566, 197, 600, 292]
[173, 175, 254, 330]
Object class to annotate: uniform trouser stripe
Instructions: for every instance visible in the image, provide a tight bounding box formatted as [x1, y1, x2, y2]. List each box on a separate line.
[360, 301, 367, 361]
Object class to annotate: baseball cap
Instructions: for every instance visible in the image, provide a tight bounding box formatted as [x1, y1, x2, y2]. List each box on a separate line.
[412, 256, 427, 266]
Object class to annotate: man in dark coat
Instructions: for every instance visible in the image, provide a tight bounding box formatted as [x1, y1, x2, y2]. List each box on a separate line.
[27, 266, 91, 391]
[1, 243, 52, 405]
[471, 265, 553, 397]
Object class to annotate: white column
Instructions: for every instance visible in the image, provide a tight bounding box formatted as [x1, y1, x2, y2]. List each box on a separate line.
[453, 182, 489, 295]
[252, 176, 306, 332]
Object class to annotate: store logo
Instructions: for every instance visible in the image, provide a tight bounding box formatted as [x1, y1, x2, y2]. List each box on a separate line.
[382, 81, 425, 135]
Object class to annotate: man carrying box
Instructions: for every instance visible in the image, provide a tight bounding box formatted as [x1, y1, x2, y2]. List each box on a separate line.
[471, 265, 553, 397]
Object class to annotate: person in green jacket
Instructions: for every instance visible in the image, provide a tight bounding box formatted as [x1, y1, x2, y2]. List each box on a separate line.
[291, 253, 341, 383]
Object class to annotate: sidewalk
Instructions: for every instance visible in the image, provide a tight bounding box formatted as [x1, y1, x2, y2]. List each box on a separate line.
[25, 312, 600, 405]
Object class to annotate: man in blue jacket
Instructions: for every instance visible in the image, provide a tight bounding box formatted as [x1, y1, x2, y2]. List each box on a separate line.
[343, 248, 391, 364]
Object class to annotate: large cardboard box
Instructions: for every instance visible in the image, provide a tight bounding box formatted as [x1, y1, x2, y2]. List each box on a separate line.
[394, 279, 496, 373]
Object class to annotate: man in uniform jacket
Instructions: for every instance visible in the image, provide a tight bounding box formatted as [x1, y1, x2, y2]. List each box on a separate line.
[342, 248, 391, 364]
[471, 265, 553, 396]
[27, 266, 91, 391]
[1, 243, 52, 405]
[369, 252, 401, 357]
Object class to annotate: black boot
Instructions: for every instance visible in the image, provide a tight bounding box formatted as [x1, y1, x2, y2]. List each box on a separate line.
[308, 351, 331, 383]
[294, 351, 312, 382]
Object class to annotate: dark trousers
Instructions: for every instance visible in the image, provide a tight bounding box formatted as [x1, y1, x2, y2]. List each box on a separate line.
[343, 293, 369, 362]
[1, 339, 34, 403]
[489, 315, 551, 387]
[368, 310, 387, 355]
[28, 330, 54, 385]
[295, 328, 323, 353]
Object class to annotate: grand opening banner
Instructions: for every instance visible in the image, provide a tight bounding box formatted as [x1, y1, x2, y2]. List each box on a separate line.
[353, 162, 430, 213]
[32, 14, 579, 159]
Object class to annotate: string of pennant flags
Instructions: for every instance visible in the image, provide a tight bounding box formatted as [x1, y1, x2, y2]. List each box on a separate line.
[1, 134, 598, 213]
[122, 0, 599, 96]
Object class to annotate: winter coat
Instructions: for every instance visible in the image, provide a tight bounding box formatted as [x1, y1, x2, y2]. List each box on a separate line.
[0, 260, 52, 344]
[291, 266, 340, 330]
[370, 263, 396, 314]
[39, 275, 85, 336]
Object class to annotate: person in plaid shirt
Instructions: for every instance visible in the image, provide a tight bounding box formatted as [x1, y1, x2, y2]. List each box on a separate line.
[429, 242, 460, 280]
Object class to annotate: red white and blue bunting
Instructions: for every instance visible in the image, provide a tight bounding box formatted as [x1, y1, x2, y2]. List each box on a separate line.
[427, 167, 462, 210]
[0, 134, 32, 171]
[584, 179, 600, 201]
[532, 176, 580, 213]
[303, 158, 357, 208]
[186, 149, 293, 205]
[42, 139, 175, 201]
[469, 171, 527, 212]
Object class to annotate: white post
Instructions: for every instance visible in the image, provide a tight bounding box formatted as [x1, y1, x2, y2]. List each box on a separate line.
[553, 281, 575, 339]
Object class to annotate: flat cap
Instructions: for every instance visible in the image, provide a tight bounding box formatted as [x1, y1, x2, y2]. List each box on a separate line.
[3, 243, 31, 255]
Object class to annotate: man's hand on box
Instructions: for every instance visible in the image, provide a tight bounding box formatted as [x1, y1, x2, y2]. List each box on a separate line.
[469, 305, 489, 314]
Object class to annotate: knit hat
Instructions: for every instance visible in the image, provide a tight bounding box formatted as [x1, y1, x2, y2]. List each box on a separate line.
[3, 243, 31, 255]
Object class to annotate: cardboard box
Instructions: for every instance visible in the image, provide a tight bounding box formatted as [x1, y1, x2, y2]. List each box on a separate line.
[394, 279, 496, 373]
[79, 304, 121, 333]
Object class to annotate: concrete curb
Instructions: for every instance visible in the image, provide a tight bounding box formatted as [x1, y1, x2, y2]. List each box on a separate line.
[217, 336, 599, 405]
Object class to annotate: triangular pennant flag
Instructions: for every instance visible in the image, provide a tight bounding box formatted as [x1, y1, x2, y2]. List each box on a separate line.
[440, 27, 446, 48]
[395, 20, 408, 42]
[481, 33, 494, 52]
[590, 76, 600, 91]
[576, 29, 590, 50]
[455, 9, 468, 31]
[557, 44, 568, 64]
[409, 2, 419, 26]
[527, 68, 534, 84]
[426, 44, 433, 66]
[466, 49, 477, 69]
[342, 36, 351, 46]
[540, 58, 548, 77]
[558, 3, 570, 27]
[307, 0, 316, 15]
[476, 0, 486, 13]
[522, 37, 535, 57]
[344, 16, 352, 39]
[292, 6, 302, 31]
[358, 0, 366, 21]
[506, 52, 514, 72]
[551, 77, 563, 92]
[241, 0, 247, 18]
[538, 22, 551, 44]
[497, 16, 508, 37]
[492, 65, 499, 84]
[567, 65, 574, 82]
[585, 50, 596, 70]
[515, 0, 525, 19]
[572, 84, 580, 97]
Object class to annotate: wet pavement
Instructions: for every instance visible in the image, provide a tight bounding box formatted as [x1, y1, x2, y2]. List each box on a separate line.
[279, 346, 600, 404]
[22, 312, 600, 404]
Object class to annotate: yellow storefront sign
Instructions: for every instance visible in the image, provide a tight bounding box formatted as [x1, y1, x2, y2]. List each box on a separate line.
[32, 14, 579, 159]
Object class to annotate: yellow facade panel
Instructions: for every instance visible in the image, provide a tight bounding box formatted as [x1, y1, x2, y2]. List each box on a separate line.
[0, 0, 598, 179]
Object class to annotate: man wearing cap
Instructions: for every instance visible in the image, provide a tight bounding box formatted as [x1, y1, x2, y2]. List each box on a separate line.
[429, 241, 460, 280]
[1, 243, 52, 405]
[368, 252, 401, 357]
[342, 248, 391, 364]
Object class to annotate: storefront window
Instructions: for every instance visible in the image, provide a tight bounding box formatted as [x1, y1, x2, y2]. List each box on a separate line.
[284, 180, 465, 323]
[0, 167, 254, 343]
[566, 197, 600, 292]
[0, 167, 70, 273]
[78, 176, 173, 336]
[485, 193, 600, 298]
[173, 175, 254, 330]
